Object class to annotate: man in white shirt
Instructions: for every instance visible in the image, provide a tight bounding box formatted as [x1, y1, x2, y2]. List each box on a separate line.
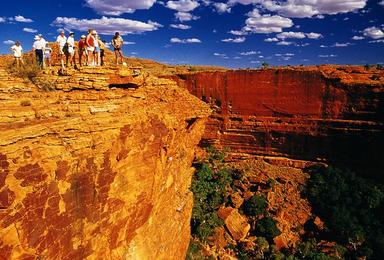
[10, 41, 23, 67]
[66, 32, 76, 67]
[32, 35, 45, 69]
[56, 30, 67, 68]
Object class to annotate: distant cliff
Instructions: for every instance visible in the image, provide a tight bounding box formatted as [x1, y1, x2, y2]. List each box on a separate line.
[0, 65, 210, 259]
[179, 66, 384, 174]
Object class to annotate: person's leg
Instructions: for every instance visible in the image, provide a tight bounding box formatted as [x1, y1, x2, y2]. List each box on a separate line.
[79, 51, 82, 67]
[119, 50, 124, 64]
[114, 50, 118, 65]
[60, 53, 65, 68]
[38, 50, 44, 69]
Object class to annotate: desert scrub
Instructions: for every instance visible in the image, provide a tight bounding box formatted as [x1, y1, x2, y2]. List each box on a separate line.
[20, 100, 32, 106]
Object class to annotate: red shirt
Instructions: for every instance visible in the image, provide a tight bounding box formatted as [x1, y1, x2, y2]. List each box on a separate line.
[86, 35, 95, 47]
[78, 40, 85, 49]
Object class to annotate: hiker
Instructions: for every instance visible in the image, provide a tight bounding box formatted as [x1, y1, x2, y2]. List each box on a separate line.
[98, 36, 106, 66]
[32, 35, 45, 69]
[10, 41, 23, 67]
[66, 32, 76, 67]
[93, 31, 100, 66]
[56, 30, 67, 68]
[111, 32, 124, 65]
[78, 35, 87, 66]
[85, 29, 96, 66]
[44, 43, 52, 69]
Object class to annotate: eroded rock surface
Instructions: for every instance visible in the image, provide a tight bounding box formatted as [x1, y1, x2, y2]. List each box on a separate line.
[0, 65, 210, 259]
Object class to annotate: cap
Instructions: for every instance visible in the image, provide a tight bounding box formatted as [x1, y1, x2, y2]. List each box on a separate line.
[69, 32, 74, 35]
[92, 30, 97, 35]
[81, 35, 86, 38]
[34, 35, 40, 40]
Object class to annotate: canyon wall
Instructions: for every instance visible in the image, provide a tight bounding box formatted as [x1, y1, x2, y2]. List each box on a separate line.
[0, 66, 210, 259]
[180, 67, 384, 173]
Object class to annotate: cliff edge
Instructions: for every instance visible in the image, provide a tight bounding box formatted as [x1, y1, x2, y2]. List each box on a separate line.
[0, 65, 210, 259]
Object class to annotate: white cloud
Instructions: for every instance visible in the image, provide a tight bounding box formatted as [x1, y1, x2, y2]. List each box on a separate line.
[265, 37, 279, 42]
[23, 28, 38, 33]
[363, 26, 384, 39]
[12, 15, 33, 23]
[170, 24, 191, 29]
[0, 17, 6, 23]
[214, 2, 231, 13]
[240, 51, 260, 56]
[260, 0, 367, 18]
[277, 31, 305, 39]
[229, 30, 248, 36]
[276, 41, 294, 45]
[318, 54, 337, 58]
[379, 0, 384, 6]
[175, 11, 199, 22]
[352, 36, 364, 40]
[214, 52, 229, 58]
[52, 16, 162, 35]
[3, 40, 15, 45]
[332, 42, 353, 47]
[170, 37, 202, 43]
[222, 37, 246, 43]
[85, 0, 156, 15]
[166, 0, 199, 12]
[306, 32, 323, 39]
[369, 39, 384, 43]
[124, 41, 136, 45]
[244, 14, 293, 34]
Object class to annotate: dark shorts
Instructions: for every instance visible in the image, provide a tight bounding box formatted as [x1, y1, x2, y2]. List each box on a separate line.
[114, 48, 121, 51]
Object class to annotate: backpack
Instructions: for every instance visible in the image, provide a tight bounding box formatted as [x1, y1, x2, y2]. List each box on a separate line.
[62, 43, 69, 55]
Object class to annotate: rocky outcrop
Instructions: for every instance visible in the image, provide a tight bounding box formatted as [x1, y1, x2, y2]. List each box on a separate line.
[0, 66, 210, 259]
[179, 66, 384, 174]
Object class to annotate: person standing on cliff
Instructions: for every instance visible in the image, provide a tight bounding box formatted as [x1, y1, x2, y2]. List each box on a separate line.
[32, 35, 45, 69]
[85, 29, 96, 66]
[111, 32, 124, 65]
[97, 36, 106, 66]
[66, 32, 76, 68]
[78, 35, 87, 67]
[44, 43, 52, 69]
[56, 30, 67, 68]
[10, 41, 23, 67]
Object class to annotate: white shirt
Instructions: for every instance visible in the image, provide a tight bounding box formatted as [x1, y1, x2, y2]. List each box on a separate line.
[33, 39, 45, 50]
[11, 45, 23, 57]
[56, 35, 67, 47]
[67, 36, 75, 53]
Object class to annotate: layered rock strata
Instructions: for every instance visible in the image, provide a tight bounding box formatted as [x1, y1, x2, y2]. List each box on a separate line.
[180, 67, 384, 173]
[0, 66, 210, 259]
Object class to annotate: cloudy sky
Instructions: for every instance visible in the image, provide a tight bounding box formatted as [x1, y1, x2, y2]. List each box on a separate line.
[0, 0, 383, 67]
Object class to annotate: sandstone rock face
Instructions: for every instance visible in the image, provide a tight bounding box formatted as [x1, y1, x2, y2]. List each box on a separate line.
[0, 66, 210, 259]
[180, 67, 384, 174]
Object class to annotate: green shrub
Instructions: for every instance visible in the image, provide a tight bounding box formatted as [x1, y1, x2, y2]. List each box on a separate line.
[243, 195, 268, 216]
[255, 217, 281, 240]
[305, 166, 384, 259]
[191, 158, 233, 241]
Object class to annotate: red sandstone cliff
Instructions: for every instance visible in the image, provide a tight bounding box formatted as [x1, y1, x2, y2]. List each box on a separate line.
[0, 65, 210, 259]
[178, 66, 384, 173]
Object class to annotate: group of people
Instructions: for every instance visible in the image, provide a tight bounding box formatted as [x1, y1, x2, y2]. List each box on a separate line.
[10, 30, 125, 69]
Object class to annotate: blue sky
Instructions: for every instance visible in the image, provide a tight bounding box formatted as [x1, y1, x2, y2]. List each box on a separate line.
[1, 0, 383, 68]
